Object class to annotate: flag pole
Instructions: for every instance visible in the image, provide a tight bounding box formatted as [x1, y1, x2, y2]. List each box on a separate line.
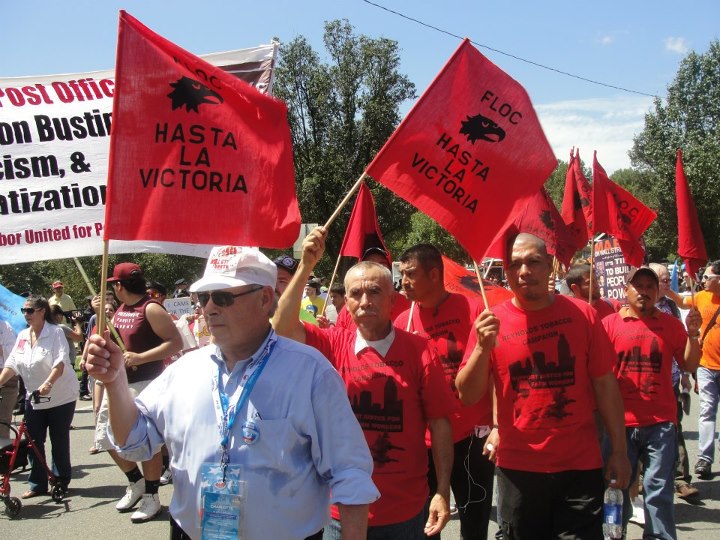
[472, 261, 490, 308]
[323, 172, 367, 229]
[73, 255, 126, 351]
[321, 254, 344, 317]
[98, 240, 110, 336]
[406, 301, 415, 332]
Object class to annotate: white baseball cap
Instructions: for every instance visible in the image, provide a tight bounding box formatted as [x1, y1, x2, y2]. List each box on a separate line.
[190, 247, 277, 292]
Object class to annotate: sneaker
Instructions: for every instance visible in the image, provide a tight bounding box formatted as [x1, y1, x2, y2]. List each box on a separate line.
[159, 468, 172, 486]
[629, 495, 645, 525]
[676, 483, 700, 502]
[130, 493, 162, 523]
[116, 479, 145, 511]
[695, 460, 712, 480]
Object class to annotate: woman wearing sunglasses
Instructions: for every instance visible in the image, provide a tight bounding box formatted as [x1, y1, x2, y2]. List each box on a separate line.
[0, 294, 78, 499]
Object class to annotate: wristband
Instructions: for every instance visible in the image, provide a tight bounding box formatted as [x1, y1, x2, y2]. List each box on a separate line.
[688, 332, 700, 339]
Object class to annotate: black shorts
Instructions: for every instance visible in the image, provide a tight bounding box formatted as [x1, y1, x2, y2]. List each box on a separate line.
[496, 466, 604, 540]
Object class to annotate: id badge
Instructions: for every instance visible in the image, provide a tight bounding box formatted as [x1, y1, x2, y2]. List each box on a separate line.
[200, 463, 246, 540]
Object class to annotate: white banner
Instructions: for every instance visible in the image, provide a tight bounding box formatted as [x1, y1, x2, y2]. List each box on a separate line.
[0, 44, 277, 265]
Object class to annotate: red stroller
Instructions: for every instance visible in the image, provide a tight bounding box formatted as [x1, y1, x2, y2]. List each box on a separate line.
[1, 391, 66, 518]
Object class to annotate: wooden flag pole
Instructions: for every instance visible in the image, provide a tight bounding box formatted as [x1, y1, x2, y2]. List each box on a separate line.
[323, 172, 367, 230]
[472, 261, 490, 308]
[97, 240, 110, 337]
[321, 254, 344, 317]
[73, 255, 126, 352]
[406, 301, 415, 332]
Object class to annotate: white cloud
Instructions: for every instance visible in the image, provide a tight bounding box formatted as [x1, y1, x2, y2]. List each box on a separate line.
[599, 35, 614, 46]
[535, 95, 654, 173]
[664, 37, 689, 54]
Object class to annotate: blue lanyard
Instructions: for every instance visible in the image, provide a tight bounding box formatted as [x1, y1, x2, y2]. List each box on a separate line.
[214, 335, 276, 479]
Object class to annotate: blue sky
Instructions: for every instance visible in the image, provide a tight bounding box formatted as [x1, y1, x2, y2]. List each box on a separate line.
[2, 0, 718, 172]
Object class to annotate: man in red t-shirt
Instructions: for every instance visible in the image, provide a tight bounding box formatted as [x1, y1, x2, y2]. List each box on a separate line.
[395, 244, 494, 540]
[273, 227, 456, 539]
[565, 262, 621, 319]
[335, 246, 411, 331]
[602, 266, 701, 538]
[456, 233, 631, 540]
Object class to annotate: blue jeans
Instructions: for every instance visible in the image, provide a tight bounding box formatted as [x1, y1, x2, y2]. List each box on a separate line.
[614, 423, 677, 540]
[25, 399, 76, 492]
[697, 366, 720, 464]
[323, 510, 425, 540]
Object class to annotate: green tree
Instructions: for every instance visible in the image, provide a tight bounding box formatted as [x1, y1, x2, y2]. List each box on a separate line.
[630, 40, 720, 261]
[274, 20, 417, 277]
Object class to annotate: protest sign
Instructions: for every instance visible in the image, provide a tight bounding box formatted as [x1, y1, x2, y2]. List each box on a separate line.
[593, 236, 630, 302]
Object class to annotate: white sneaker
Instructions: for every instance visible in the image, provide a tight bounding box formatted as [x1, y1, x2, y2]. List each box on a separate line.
[116, 479, 145, 512]
[159, 468, 172, 486]
[629, 495, 645, 526]
[130, 493, 162, 523]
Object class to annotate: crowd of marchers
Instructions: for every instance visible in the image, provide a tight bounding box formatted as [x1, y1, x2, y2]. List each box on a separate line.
[1, 232, 719, 540]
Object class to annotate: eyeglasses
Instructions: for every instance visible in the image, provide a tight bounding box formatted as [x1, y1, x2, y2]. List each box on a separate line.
[20, 308, 36, 315]
[702, 274, 719, 281]
[197, 286, 264, 307]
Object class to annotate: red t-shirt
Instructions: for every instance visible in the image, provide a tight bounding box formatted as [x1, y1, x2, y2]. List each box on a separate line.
[304, 323, 456, 526]
[593, 297, 620, 320]
[602, 309, 688, 427]
[395, 293, 491, 443]
[468, 295, 614, 473]
[335, 292, 411, 332]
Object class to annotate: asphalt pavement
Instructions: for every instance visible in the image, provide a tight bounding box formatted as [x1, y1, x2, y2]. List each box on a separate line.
[2, 393, 719, 539]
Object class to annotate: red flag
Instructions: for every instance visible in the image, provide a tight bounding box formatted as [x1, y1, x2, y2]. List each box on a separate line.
[441, 255, 513, 307]
[104, 11, 300, 246]
[338, 183, 391, 264]
[592, 152, 656, 266]
[485, 188, 576, 266]
[366, 39, 557, 262]
[560, 150, 593, 251]
[676, 149, 707, 277]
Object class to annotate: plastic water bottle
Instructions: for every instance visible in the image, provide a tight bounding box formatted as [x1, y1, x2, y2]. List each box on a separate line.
[603, 486, 623, 539]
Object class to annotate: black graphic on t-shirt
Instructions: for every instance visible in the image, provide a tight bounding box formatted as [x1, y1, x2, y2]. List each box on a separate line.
[509, 334, 576, 392]
[369, 433, 405, 467]
[351, 377, 403, 433]
[619, 338, 662, 375]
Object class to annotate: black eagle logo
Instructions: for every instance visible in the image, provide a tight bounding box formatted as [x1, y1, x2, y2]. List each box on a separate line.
[460, 113, 506, 144]
[167, 76, 224, 113]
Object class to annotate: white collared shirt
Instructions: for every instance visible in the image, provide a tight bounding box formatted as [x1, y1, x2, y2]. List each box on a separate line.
[354, 326, 396, 357]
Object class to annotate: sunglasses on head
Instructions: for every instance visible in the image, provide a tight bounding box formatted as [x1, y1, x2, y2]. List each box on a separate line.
[197, 286, 264, 307]
[21, 307, 37, 315]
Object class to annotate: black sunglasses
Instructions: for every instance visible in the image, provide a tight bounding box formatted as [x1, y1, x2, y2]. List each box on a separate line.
[21, 307, 37, 315]
[197, 286, 264, 308]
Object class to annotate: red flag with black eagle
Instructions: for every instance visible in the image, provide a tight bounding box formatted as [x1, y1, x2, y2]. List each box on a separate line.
[676, 149, 707, 277]
[592, 152, 656, 267]
[560, 149, 593, 251]
[104, 11, 300, 246]
[485, 187, 576, 266]
[365, 39, 557, 262]
[338, 183, 391, 265]
[441, 255, 512, 307]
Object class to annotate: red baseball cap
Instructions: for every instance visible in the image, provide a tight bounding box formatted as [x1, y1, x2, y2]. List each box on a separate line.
[107, 262, 144, 283]
[52, 281, 64, 288]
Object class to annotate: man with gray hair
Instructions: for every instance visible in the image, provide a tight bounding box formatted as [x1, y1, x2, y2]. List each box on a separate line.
[87, 246, 378, 539]
[273, 226, 456, 539]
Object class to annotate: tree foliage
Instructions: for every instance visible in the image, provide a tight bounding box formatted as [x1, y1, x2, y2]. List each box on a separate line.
[630, 40, 720, 261]
[273, 20, 417, 276]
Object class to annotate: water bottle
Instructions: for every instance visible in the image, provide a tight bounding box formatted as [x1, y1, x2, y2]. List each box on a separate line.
[603, 486, 623, 540]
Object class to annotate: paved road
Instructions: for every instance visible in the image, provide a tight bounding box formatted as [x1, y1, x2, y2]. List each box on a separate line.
[2, 394, 719, 538]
